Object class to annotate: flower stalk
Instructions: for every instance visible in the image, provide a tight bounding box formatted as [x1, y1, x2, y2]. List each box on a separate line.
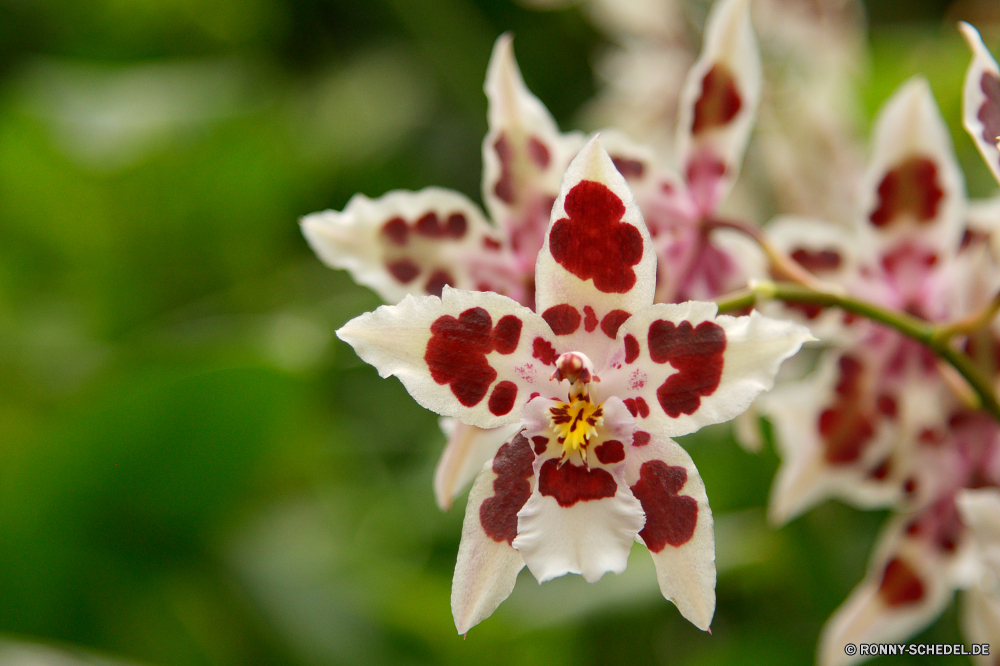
[716, 280, 1000, 422]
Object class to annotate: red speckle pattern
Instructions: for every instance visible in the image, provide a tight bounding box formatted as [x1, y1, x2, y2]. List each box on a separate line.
[382, 217, 409, 245]
[425, 308, 521, 407]
[542, 304, 582, 335]
[583, 306, 598, 333]
[531, 436, 549, 455]
[483, 237, 502, 251]
[624, 335, 640, 364]
[630, 460, 698, 551]
[493, 133, 515, 204]
[527, 136, 551, 168]
[878, 558, 925, 606]
[601, 310, 631, 339]
[549, 180, 644, 293]
[611, 156, 645, 180]
[979, 73, 1000, 168]
[791, 248, 842, 273]
[648, 320, 726, 418]
[818, 354, 874, 464]
[489, 381, 518, 416]
[538, 458, 617, 507]
[386, 258, 419, 283]
[869, 156, 944, 227]
[532, 337, 558, 366]
[691, 64, 742, 134]
[480, 434, 535, 544]
[632, 431, 651, 447]
[595, 440, 625, 464]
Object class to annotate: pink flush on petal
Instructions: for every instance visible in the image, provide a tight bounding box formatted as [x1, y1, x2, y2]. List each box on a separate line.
[549, 180, 644, 293]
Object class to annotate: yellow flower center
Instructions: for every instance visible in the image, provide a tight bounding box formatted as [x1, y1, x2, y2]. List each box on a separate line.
[548, 396, 604, 464]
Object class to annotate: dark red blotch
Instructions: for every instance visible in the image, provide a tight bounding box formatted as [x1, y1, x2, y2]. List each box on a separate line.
[869, 156, 945, 227]
[818, 354, 875, 464]
[691, 64, 742, 135]
[601, 310, 631, 339]
[538, 459, 617, 507]
[630, 460, 698, 552]
[648, 320, 726, 417]
[878, 558, 925, 606]
[425, 308, 522, 407]
[480, 434, 535, 544]
[549, 180, 644, 293]
[594, 440, 625, 464]
[542, 304, 582, 335]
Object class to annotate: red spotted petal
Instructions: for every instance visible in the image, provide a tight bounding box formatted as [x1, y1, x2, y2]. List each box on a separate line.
[337, 289, 561, 430]
[302, 188, 526, 305]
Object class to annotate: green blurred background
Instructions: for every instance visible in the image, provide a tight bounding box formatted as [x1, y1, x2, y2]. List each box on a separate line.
[0, 0, 998, 664]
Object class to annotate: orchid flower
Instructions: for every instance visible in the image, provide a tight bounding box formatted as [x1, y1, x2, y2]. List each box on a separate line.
[336, 137, 812, 634]
[601, 0, 767, 304]
[304, 0, 769, 511]
[756, 25, 1000, 665]
[760, 75, 967, 525]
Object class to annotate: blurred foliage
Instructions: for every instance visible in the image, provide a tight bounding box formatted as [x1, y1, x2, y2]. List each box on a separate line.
[0, 0, 997, 665]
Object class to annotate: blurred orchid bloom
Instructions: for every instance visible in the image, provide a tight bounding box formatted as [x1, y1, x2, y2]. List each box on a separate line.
[761, 25, 1000, 665]
[304, 0, 769, 510]
[761, 76, 967, 525]
[600, 0, 766, 304]
[337, 137, 811, 634]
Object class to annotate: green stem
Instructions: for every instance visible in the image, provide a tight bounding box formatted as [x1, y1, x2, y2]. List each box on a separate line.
[716, 281, 1000, 422]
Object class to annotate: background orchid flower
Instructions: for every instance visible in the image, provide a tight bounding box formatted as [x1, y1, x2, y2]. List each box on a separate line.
[760, 76, 967, 525]
[757, 25, 1000, 665]
[337, 137, 811, 634]
[301, 34, 583, 313]
[595, 0, 767, 304]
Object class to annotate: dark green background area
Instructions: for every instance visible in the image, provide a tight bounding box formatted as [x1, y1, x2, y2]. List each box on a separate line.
[0, 0, 995, 664]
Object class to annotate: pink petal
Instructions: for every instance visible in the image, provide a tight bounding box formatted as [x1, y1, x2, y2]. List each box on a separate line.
[452, 433, 533, 634]
[603, 301, 812, 439]
[624, 434, 715, 630]
[301, 188, 526, 304]
[960, 23, 1000, 187]
[482, 34, 586, 283]
[336, 289, 561, 429]
[674, 0, 761, 213]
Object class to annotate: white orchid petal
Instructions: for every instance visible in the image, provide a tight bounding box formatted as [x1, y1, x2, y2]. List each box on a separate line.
[960, 23, 1000, 187]
[625, 434, 715, 630]
[452, 433, 533, 634]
